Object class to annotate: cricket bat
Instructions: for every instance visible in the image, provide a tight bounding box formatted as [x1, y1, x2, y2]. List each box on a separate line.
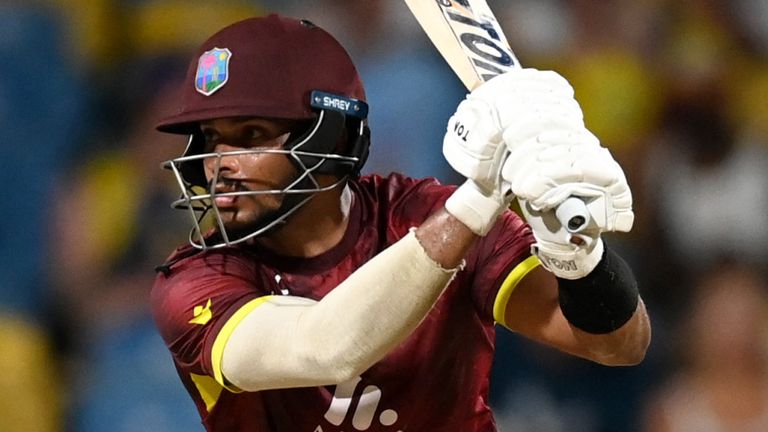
[403, 0, 590, 233]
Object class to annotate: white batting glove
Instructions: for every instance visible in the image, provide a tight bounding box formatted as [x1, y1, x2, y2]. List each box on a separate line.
[519, 200, 606, 280]
[475, 68, 588, 150]
[443, 90, 512, 236]
[442, 68, 583, 236]
[502, 131, 634, 279]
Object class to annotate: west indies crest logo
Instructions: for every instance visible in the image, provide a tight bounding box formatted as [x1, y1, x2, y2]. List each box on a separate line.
[195, 48, 232, 96]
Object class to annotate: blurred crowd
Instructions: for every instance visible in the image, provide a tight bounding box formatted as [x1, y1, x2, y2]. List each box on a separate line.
[3, 0, 768, 430]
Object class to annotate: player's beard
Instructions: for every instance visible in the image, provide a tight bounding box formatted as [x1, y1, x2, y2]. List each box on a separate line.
[214, 185, 285, 236]
[211, 173, 314, 243]
[221, 205, 285, 240]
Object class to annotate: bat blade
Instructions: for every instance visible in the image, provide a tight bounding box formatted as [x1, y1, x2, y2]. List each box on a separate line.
[404, 0, 520, 90]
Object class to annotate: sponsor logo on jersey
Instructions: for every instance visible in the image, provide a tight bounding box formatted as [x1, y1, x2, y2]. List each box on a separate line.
[189, 299, 213, 325]
[195, 48, 232, 96]
[317, 376, 402, 431]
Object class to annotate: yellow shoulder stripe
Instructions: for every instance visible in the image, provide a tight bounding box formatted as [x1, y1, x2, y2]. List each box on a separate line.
[211, 296, 275, 391]
[190, 373, 224, 413]
[493, 255, 541, 327]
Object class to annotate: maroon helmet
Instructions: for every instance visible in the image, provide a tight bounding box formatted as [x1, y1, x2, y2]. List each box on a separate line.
[157, 15, 370, 249]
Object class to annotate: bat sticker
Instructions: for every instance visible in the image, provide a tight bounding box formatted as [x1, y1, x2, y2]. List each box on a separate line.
[435, 0, 519, 81]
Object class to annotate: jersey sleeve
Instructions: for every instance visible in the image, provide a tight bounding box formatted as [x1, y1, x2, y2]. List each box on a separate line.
[382, 174, 454, 239]
[150, 249, 268, 389]
[361, 173, 538, 324]
[466, 208, 538, 323]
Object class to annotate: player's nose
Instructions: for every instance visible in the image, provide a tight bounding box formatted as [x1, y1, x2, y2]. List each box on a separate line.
[204, 144, 242, 179]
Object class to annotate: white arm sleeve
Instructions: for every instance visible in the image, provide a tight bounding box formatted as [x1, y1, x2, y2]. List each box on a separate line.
[220, 230, 458, 391]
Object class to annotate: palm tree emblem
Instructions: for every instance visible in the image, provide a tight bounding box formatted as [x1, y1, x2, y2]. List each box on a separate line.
[195, 48, 232, 96]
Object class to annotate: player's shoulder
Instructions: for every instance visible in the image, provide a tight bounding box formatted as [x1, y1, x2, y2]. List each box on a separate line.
[152, 243, 258, 299]
[357, 172, 454, 203]
[150, 243, 263, 331]
[352, 173, 456, 237]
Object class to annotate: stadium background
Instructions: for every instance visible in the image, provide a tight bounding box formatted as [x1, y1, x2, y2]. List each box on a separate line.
[3, 0, 768, 430]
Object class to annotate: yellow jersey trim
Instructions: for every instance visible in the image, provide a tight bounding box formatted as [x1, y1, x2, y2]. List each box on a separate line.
[211, 296, 274, 390]
[190, 373, 224, 413]
[493, 255, 541, 327]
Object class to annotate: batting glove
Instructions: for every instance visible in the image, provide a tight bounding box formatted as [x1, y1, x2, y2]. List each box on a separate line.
[479, 68, 587, 149]
[502, 131, 634, 279]
[442, 68, 582, 236]
[443, 91, 512, 236]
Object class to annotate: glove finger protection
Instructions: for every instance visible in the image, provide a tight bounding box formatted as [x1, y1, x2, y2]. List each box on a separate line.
[444, 68, 585, 184]
[442, 68, 586, 236]
[508, 141, 634, 233]
[500, 104, 585, 151]
[477, 67, 636, 278]
[484, 69, 586, 149]
[443, 89, 512, 236]
[501, 133, 634, 278]
[503, 130, 599, 202]
[442, 96, 507, 193]
[469, 68, 576, 102]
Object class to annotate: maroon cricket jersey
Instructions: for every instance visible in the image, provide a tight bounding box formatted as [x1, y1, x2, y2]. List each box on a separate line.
[151, 173, 535, 431]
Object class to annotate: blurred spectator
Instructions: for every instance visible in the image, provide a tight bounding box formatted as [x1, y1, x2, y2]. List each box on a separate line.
[630, 0, 768, 341]
[733, 0, 768, 56]
[0, 2, 87, 430]
[639, 77, 768, 335]
[641, 261, 768, 432]
[48, 64, 203, 430]
[55, 0, 261, 71]
[491, 323, 658, 432]
[642, 98, 768, 270]
[0, 315, 62, 431]
[0, 3, 84, 320]
[41, 2, 266, 430]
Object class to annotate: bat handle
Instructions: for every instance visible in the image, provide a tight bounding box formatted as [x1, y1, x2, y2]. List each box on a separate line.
[555, 197, 590, 234]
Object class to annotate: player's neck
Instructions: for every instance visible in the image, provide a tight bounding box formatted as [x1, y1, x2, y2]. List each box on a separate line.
[256, 181, 351, 258]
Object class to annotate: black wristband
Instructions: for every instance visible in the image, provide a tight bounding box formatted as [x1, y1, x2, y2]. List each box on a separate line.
[557, 244, 639, 334]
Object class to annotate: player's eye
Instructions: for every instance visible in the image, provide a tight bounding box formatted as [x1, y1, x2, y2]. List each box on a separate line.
[248, 128, 264, 141]
[244, 126, 284, 148]
[201, 131, 220, 151]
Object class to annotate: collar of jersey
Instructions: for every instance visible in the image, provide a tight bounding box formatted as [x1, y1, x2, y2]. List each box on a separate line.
[247, 183, 364, 274]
